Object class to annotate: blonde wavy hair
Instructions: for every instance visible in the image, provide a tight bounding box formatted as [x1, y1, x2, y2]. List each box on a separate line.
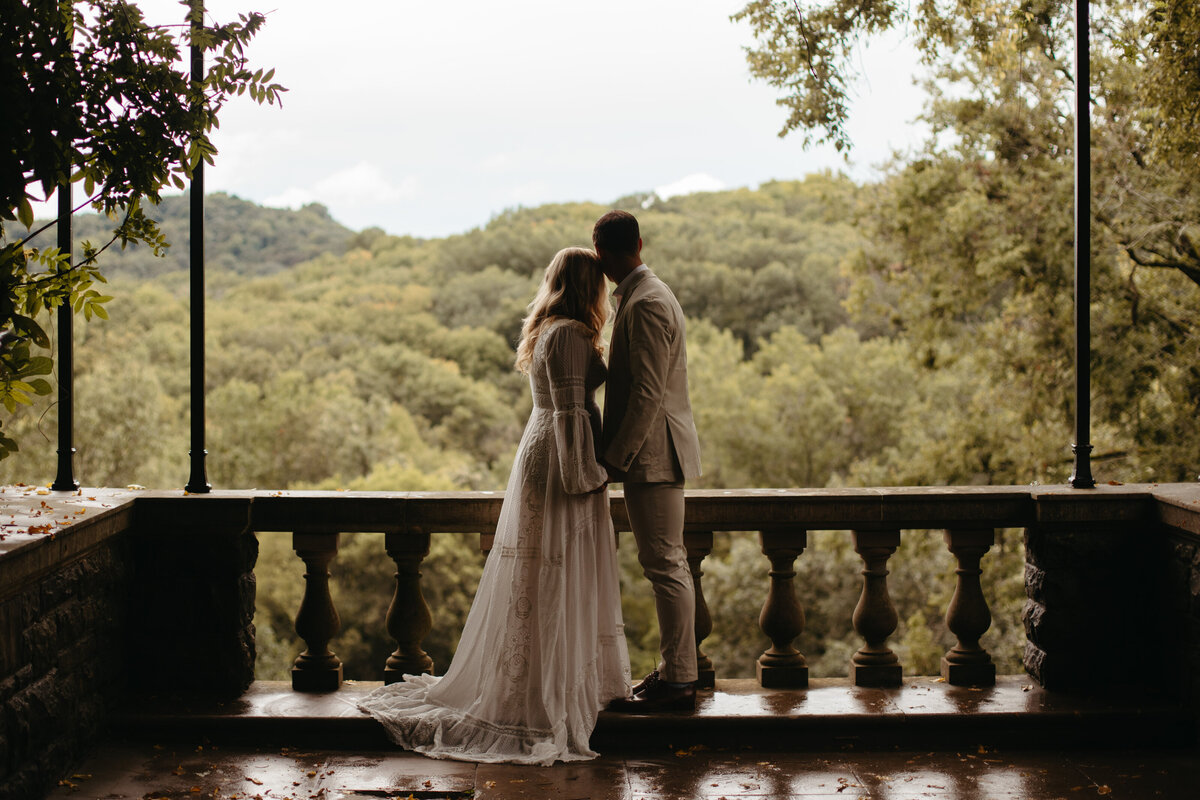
[515, 247, 608, 374]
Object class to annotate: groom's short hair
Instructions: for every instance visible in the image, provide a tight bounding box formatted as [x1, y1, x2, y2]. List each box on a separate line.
[593, 210, 640, 256]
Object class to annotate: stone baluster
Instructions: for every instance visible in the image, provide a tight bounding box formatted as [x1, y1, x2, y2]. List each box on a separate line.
[684, 530, 716, 688]
[850, 529, 902, 687]
[757, 529, 809, 688]
[291, 532, 342, 692]
[941, 528, 997, 686]
[383, 528, 435, 683]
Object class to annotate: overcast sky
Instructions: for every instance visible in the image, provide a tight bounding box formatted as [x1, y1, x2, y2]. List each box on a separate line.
[105, 1, 930, 237]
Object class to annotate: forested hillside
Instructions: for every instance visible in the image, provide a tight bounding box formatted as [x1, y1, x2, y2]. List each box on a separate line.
[66, 191, 353, 280]
[5, 171, 1194, 682]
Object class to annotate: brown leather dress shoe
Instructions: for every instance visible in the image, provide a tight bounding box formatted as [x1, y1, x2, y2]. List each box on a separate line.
[632, 670, 660, 696]
[607, 680, 696, 713]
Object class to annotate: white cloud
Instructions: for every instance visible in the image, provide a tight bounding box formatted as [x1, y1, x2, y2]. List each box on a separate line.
[263, 162, 419, 221]
[654, 173, 727, 201]
[313, 162, 419, 205]
[479, 152, 520, 173]
[507, 180, 554, 206]
[263, 187, 317, 210]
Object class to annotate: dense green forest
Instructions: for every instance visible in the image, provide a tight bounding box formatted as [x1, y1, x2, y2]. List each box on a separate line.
[8, 163, 1192, 683]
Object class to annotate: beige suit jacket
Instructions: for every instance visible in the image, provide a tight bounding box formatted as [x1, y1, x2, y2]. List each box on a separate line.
[601, 268, 702, 483]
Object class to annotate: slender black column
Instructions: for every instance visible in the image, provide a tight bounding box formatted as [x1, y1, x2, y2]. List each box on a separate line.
[52, 183, 78, 491]
[185, 3, 210, 493]
[1070, 0, 1095, 489]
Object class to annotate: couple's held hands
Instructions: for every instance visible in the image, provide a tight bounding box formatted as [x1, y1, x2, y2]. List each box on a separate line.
[598, 455, 621, 485]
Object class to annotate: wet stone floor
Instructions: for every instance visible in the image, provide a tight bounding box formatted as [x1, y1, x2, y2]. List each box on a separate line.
[46, 741, 1200, 800]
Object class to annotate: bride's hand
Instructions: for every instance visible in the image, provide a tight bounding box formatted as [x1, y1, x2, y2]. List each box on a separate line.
[588, 480, 609, 494]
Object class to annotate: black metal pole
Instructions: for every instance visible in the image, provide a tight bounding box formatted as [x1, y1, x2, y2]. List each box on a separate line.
[185, 3, 210, 493]
[51, 183, 78, 491]
[1070, 0, 1095, 489]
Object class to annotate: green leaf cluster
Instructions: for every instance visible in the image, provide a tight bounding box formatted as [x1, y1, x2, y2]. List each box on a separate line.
[0, 0, 283, 457]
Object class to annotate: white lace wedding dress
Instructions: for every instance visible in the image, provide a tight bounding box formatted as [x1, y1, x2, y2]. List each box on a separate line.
[357, 319, 631, 765]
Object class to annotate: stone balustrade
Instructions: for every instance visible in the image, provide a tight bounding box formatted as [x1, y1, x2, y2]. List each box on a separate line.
[251, 486, 1149, 693]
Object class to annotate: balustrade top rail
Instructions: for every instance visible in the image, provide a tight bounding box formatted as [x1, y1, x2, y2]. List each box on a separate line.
[125, 484, 1185, 536]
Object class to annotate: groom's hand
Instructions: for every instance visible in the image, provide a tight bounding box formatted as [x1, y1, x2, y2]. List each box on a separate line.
[598, 457, 618, 482]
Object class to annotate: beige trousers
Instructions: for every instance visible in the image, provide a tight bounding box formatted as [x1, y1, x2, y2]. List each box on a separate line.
[624, 480, 697, 684]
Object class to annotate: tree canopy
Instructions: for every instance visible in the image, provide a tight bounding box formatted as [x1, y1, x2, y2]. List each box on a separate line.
[735, 0, 1199, 482]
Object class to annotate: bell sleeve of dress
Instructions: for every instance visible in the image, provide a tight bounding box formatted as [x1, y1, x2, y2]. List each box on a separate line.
[545, 323, 609, 495]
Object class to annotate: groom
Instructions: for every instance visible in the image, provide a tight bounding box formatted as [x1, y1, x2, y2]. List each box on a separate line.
[593, 210, 703, 713]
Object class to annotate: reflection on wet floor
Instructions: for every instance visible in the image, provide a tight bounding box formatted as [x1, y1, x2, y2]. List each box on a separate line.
[47, 677, 1196, 799]
[688, 676, 1097, 720]
[46, 742, 1200, 800]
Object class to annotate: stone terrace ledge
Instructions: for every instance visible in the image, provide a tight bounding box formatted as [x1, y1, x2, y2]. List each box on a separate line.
[2, 483, 1199, 799]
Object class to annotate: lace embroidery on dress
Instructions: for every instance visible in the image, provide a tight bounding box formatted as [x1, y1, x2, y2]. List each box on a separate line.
[356, 318, 629, 766]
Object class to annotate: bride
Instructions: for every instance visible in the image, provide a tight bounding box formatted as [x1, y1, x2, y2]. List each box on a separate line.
[357, 247, 631, 765]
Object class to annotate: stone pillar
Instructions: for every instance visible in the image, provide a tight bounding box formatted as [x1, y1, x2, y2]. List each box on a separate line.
[1163, 534, 1200, 710]
[1023, 524, 1152, 691]
[291, 532, 342, 692]
[757, 529, 809, 689]
[384, 528, 435, 683]
[685, 530, 716, 688]
[850, 529, 902, 687]
[941, 528, 996, 686]
[129, 497, 258, 697]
